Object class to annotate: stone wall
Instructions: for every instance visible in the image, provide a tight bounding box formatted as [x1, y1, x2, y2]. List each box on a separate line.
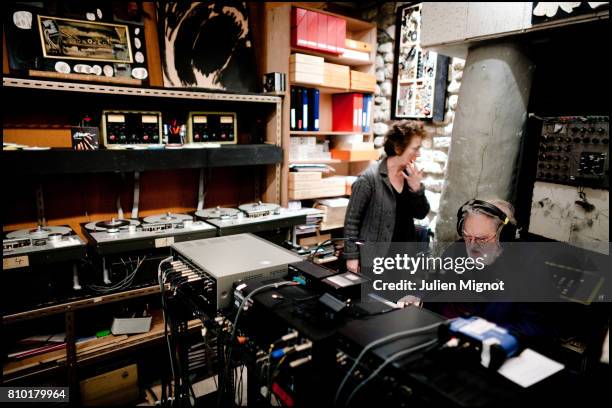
[362, 3, 464, 237]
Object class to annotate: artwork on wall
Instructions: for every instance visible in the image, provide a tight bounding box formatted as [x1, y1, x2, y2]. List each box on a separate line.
[529, 181, 609, 255]
[38, 16, 133, 63]
[391, 3, 449, 121]
[531, 2, 609, 24]
[155, 1, 257, 92]
[5, 3, 149, 84]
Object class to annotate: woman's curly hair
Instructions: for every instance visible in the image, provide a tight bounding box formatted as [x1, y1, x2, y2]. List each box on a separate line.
[383, 120, 427, 156]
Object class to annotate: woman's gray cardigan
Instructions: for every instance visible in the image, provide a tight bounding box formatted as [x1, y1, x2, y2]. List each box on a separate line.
[343, 156, 430, 260]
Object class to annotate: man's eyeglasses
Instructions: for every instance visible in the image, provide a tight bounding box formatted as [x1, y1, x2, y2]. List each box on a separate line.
[462, 231, 497, 244]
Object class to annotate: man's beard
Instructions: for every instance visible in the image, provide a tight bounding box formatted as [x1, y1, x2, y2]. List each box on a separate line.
[466, 242, 503, 266]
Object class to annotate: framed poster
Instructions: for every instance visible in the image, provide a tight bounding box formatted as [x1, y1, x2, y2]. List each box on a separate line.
[38, 15, 133, 63]
[156, 1, 257, 92]
[5, 3, 148, 84]
[391, 3, 449, 121]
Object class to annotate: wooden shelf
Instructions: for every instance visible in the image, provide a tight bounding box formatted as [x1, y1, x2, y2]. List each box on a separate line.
[291, 47, 372, 66]
[290, 131, 373, 136]
[291, 82, 375, 95]
[290, 158, 342, 164]
[2, 145, 283, 175]
[3, 76, 282, 104]
[3, 318, 201, 380]
[291, 82, 348, 93]
[290, 157, 375, 164]
[3, 285, 162, 324]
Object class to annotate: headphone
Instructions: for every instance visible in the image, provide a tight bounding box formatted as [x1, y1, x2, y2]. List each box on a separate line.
[456, 199, 519, 242]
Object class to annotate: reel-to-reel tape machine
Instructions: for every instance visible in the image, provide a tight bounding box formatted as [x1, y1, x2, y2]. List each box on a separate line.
[3, 225, 86, 314]
[81, 212, 217, 254]
[196, 202, 309, 240]
[4, 225, 85, 267]
[2, 203, 310, 313]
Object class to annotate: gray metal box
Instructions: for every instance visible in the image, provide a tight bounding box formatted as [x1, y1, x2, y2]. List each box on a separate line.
[171, 233, 303, 309]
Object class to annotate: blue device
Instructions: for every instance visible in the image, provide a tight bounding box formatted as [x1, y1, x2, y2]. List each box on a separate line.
[449, 316, 519, 369]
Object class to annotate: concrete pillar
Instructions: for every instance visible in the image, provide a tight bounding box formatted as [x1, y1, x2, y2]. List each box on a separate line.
[436, 41, 535, 241]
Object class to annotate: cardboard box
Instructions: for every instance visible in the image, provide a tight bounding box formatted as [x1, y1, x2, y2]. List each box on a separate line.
[350, 70, 376, 92]
[289, 71, 324, 85]
[342, 49, 371, 62]
[315, 198, 349, 228]
[298, 233, 332, 247]
[289, 185, 346, 200]
[290, 53, 325, 65]
[345, 39, 372, 52]
[290, 53, 324, 85]
[331, 149, 380, 161]
[289, 172, 322, 181]
[324, 62, 350, 89]
[289, 175, 346, 190]
[80, 364, 138, 406]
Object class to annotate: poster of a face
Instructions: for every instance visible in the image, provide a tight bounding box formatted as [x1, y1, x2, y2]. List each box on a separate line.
[156, 1, 257, 92]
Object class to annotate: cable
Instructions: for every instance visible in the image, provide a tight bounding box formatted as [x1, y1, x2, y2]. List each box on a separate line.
[344, 338, 439, 407]
[222, 281, 299, 405]
[334, 321, 442, 406]
[158, 256, 176, 405]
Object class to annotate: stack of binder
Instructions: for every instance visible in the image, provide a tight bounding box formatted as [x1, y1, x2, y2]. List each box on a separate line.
[332, 93, 372, 132]
[290, 87, 320, 131]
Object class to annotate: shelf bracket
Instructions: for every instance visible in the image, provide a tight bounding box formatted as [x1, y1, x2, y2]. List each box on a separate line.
[35, 183, 46, 227]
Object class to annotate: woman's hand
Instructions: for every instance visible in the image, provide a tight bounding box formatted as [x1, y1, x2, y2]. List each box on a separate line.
[402, 161, 424, 192]
[346, 259, 360, 273]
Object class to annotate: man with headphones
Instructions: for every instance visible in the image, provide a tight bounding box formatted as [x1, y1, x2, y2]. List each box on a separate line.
[456, 198, 519, 265]
[424, 198, 553, 343]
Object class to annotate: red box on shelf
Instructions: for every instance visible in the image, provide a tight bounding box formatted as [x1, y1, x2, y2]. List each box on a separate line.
[332, 93, 364, 132]
[317, 13, 328, 52]
[336, 18, 347, 54]
[291, 8, 345, 55]
[291, 7, 308, 49]
[306, 10, 318, 50]
[327, 15, 337, 53]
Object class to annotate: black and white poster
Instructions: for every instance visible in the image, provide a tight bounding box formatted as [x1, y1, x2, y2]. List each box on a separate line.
[156, 1, 257, 92]
[4, 2, 148, 83]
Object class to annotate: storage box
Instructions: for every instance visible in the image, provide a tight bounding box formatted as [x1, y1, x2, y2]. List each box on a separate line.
[289, 172, 322, 181]
[324, 62, 350, 89]
[289, 175, 346, 190]
[290, 54, 324, 85]
[345, 176, 358, 196]
[315, 198, 349, 229]
[342, 49, 371, 63]
[331, 149, 380, 161]
[290, 53, 325, 65]
[80, 364, 138, 406]
[292, 8, 345, 55]
[111, 316, 152, 335]
[350, 70, 376, 92]
[289, 185, 346, 200]
[298, 233, 332, 247]
[345, 39, 372, 52]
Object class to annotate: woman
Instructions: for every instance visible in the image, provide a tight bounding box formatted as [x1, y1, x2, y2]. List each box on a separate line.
[344, 120, 430, 273]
